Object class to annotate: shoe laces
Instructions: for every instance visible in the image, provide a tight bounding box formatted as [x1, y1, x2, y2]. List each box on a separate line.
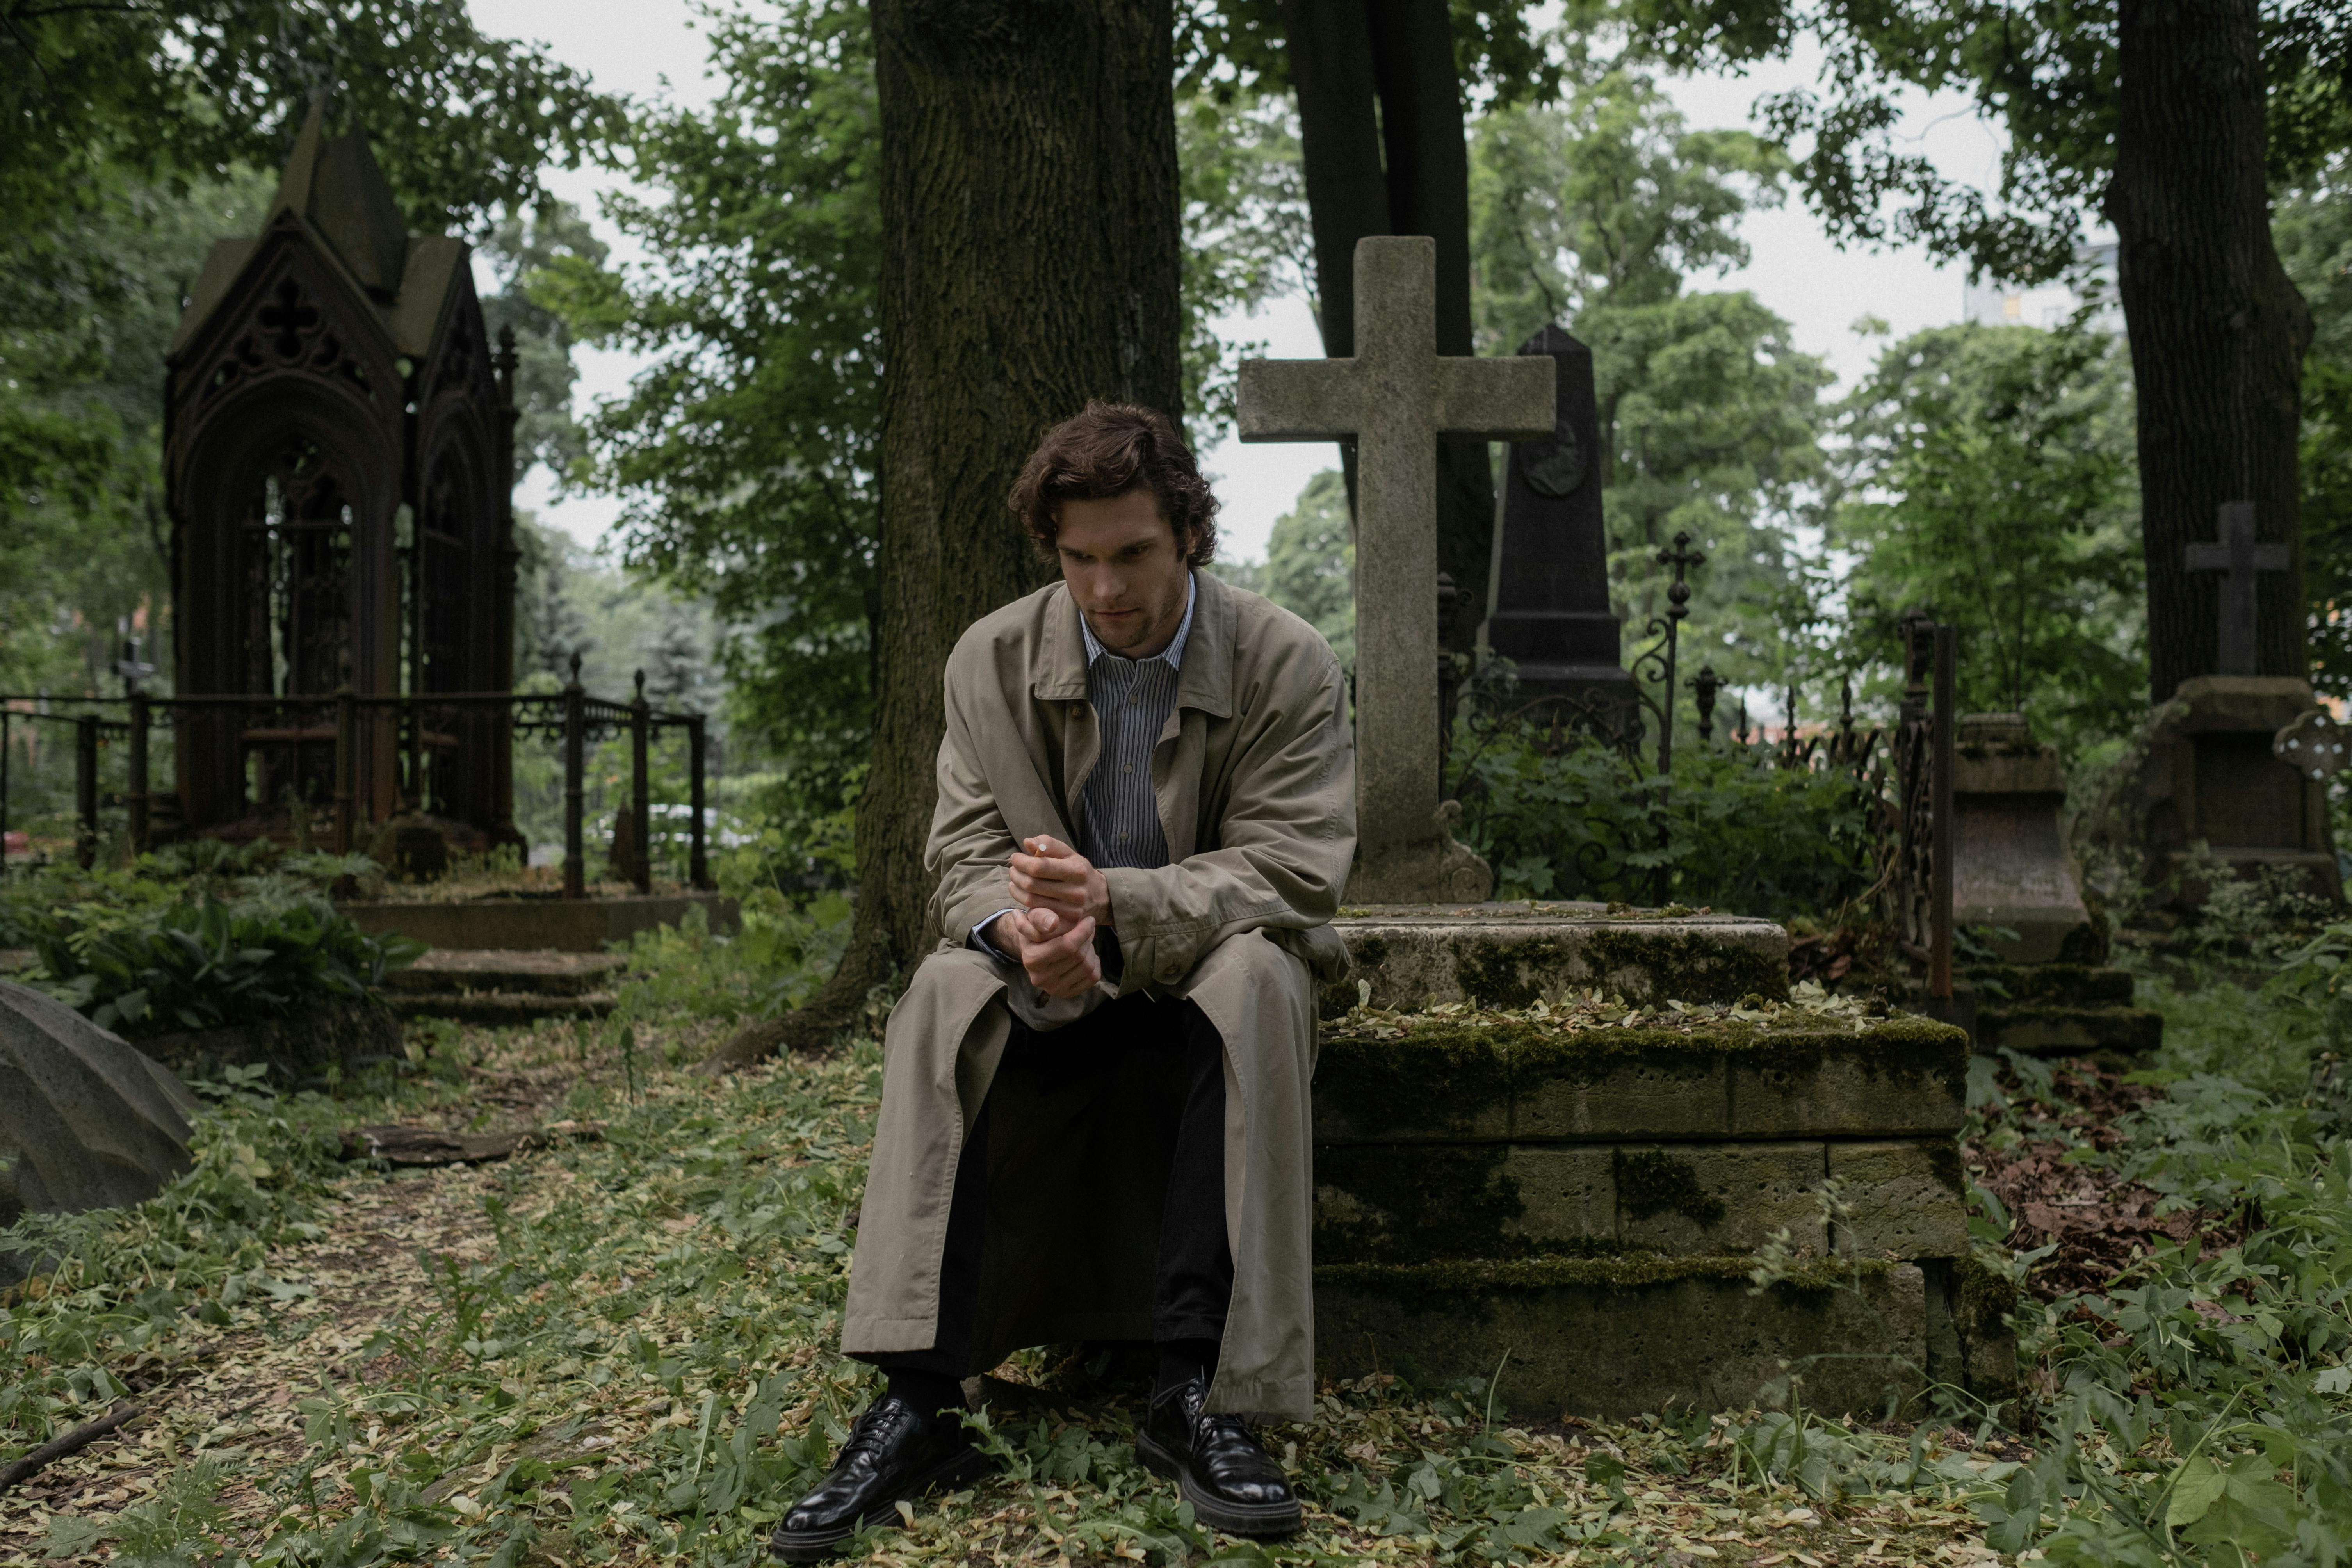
[840, 1396, 919, 1463]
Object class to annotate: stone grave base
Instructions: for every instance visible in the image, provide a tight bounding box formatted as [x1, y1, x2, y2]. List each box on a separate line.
[1903, 965, 2164, 1059]
[1321, 901, 1788, 1016]
[1316, 1254, 2014, 1420]
[1960, 964, 2163, 1059]
[139, 993, 402, 1084]
[1312, 904, 2011, 1418]
[339, 892, 737, 952]
[380, 950, 623, 1025]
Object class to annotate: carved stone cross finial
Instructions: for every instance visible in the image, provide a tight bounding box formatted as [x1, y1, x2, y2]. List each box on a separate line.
[1237, 236, 1554, 904]
[2186, 501, 2290, 676]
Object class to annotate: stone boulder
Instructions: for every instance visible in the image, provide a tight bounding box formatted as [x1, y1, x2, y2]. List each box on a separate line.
[0, 981, 199, 1240]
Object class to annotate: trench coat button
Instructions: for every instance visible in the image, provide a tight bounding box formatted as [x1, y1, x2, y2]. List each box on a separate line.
[1159, 963, 1181, 982]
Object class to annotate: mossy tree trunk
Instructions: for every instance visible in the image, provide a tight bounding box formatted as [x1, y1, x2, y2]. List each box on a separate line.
[732, 0, 1183, 1059]
[2108, 0, 2314, 699]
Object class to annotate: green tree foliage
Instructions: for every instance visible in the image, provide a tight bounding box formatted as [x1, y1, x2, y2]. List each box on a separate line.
[477, 204, 609, 484]
[1469, 72, 1830, 690]
[0, 173, 272, 696]
[2279, 171, 2352, 700]
[1177, 88, 1314, 445]
[1, 0, 617, 241]
[1612, 0, 2352, 283]
[1248, 469, 1357, 672]
[548, 0, 881, 828]
[1832, 322, 2144, 755]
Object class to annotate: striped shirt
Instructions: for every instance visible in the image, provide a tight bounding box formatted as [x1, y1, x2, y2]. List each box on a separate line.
[1074, 574, 1195, 869]
[972, 575, 1195, 964]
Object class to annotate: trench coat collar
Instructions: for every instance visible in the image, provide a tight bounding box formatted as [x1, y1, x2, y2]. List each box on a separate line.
[1033, 570, 1237, 720]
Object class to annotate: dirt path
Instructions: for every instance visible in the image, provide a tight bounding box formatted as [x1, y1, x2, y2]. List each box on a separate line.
[1, 1160, 496, 1559]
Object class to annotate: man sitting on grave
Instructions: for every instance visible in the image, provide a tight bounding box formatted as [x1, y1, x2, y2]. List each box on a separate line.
[769, 402, 1356, 1561]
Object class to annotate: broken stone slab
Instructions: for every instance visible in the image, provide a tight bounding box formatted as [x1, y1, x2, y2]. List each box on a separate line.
[1313, 1012, 1968, 1145]
[0, 981, 199, 1258]
[1314, 1252, 2017, 1419]
[1319, 902, 1789, 1018]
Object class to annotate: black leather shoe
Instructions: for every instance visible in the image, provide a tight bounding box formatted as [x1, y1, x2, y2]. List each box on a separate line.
[768, 1394, 988, 1561]
[1135, 1373, 1302, 1536]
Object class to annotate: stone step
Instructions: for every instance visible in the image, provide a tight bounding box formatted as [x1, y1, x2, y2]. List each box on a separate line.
[1322, 902, 1789, 1017]
[1313, 1011, 1967, 1145]
[1314, 1251, 2017, 1420]
[1315, 1137, 1967, 1265]
[1957, 963, 2135, 1005]
[384, 991, 618, 1025]
[1976, 1002, 2164, 1058]
[382, 949, 629, 997]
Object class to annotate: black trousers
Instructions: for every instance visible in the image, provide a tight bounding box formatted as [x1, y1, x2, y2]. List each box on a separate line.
[864, 991, 1235, 1381]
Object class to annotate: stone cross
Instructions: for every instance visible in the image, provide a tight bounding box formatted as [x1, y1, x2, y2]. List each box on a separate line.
[1237, 236, 1554, 904]
[2186, 501, 2290, 676]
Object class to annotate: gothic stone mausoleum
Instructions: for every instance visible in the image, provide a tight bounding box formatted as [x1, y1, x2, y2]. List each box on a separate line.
[163, 104, 519, 847]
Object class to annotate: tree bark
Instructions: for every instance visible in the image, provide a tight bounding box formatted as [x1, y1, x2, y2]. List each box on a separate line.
[2107, 0, 2314, 700]
[1280, 0, 1497, 653]
[727, 0, 1182, 1060]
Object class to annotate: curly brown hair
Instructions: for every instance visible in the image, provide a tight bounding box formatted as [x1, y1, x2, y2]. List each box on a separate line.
[1008, 401, 1219, 567]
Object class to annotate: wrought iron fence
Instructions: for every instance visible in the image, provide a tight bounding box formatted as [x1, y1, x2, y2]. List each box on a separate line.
[0, 653, 710, 897]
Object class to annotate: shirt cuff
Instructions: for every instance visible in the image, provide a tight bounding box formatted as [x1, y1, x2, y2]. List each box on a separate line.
[969, 908, 1021, 963]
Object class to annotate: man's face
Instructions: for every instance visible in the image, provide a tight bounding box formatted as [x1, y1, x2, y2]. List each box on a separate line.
[1055, 487, 1193, 659]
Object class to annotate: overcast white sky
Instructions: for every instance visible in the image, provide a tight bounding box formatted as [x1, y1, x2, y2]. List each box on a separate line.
[468, 0, 2029, 563]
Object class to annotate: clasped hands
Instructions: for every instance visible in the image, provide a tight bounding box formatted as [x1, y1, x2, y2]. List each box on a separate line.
[984, 835, 1113, 999]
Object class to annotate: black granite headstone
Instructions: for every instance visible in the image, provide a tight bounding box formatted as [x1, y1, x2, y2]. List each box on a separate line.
[1485, 325, 1635, 712]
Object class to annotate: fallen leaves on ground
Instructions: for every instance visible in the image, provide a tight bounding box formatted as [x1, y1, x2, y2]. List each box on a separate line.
[3, 1014, 2008, 1566]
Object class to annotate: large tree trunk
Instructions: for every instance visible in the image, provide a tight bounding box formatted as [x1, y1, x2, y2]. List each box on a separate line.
[2108, 0, 2314, 699]
[1279, 0, 1496, 654]
[717, 0, 1181, 1062]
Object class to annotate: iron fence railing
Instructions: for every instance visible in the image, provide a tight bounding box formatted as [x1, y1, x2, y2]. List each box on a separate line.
[0, 653, 709, 897]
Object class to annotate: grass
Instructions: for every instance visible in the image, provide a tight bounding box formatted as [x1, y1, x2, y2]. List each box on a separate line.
[6, 917, 2352, 1565]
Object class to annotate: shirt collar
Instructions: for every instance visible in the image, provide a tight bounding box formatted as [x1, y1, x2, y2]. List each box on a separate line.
[1079, 572, 1195, 671]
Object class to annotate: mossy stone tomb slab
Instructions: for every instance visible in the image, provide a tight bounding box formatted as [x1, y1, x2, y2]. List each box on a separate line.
[1316, 1255, 1937, 1420]
[1314, 1137, 1970, 1262]
[1320, 903, 1790, 1018]
[1314, 1015, 1967, 1145]
[1830, 1140, 1971, 1258]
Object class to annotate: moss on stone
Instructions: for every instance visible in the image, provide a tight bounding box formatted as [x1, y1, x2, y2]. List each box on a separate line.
[1583, 929, 1789, 1006]
[1922, 1139, 1965, 1196]
[1613, 1149, 1725, 1226]
[1956, 1251, 2018, 1333]
[1316, 1251, 1895, 1294]
[1316, 1143, 1524, 1263]
[1319, 1018, 1967, 1097]
[1454, 935, 1574, 1009]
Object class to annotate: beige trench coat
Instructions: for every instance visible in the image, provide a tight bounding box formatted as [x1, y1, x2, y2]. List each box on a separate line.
[840, 570, 1355, 1421]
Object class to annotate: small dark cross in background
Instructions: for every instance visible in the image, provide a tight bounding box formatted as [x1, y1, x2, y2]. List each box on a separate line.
[2186, 501, 2290, 676]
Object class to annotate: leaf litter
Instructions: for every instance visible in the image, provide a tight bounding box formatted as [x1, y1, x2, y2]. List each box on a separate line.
[0, 1009, 2033, 1566]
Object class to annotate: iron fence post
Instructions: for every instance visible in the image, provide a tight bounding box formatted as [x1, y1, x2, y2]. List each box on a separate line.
[688, 714, 709, 892]
[75, 714, 99, 869]
[1930, 625, 1956, 1002]
[563, 652, 586, 899]
[126, 692, 149, 856]
[630, 670, 652, 895]
[334, 683, 356, 854]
